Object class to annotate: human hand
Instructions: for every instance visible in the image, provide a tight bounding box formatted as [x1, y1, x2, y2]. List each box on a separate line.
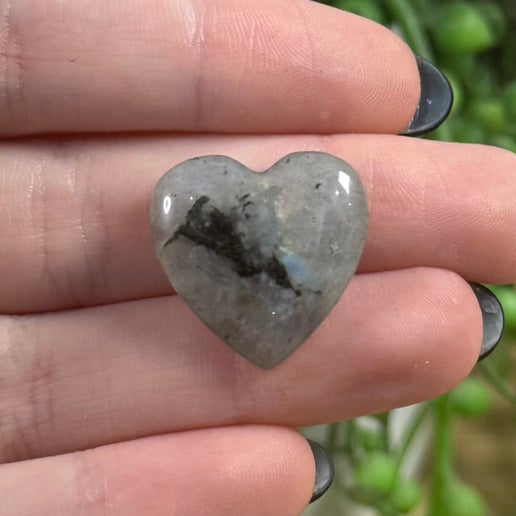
[0, 1, 513, 514]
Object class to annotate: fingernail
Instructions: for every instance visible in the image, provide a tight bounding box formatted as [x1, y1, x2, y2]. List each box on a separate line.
[307, 439, 335, 504]
[400, 56, 453, 137]
[469, 283, 505, 361]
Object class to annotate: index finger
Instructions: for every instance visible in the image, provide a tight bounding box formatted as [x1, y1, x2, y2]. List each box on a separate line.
[0, 0, 423, 136]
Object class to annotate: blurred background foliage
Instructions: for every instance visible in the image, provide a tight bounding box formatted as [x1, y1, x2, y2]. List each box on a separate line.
[306, 1, 516, 515]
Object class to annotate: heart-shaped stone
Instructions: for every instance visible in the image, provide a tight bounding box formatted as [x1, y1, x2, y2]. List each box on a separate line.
[150, 152, 368, 368]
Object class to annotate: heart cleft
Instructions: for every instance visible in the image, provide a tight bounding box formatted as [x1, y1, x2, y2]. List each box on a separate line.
[150, 152, 368, 369]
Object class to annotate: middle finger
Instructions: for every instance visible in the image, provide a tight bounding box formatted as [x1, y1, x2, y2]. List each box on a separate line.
[0, 134, 515, 313]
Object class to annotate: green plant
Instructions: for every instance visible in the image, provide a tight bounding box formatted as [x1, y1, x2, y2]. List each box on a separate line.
[308, 1, 516, 514]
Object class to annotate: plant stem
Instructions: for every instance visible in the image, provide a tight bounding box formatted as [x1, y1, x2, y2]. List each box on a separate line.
[393, 403, 431, 475]
[428, 394, 453, 515]
[479, 360, 516, 406]
[347, 419, 361, 464]
[327, 421, 341, 456]
[384, 0, 435, 60]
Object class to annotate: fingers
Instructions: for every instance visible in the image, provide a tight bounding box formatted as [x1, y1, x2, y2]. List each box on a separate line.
[0, 267, 482, 462]
[0, 0, 419, 136]
[0, 135, 515, 313]
[0, 426, 314, 515]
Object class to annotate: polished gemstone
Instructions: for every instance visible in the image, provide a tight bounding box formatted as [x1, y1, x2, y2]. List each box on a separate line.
[150, 152, 368, 368]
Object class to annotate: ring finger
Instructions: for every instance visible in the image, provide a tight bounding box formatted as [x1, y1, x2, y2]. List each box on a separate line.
[1, 266, 484, 463]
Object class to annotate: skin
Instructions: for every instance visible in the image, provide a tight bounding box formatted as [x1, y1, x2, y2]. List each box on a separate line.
[0, 0, 515, 514]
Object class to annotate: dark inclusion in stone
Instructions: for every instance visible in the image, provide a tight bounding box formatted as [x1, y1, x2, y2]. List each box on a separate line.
[150, 152, 368, 369]
[164, 195, 300, 295]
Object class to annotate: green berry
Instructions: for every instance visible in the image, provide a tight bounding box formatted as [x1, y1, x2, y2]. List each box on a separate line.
[432, 3, 496, 54]
[469, 98, 506, 134]
[442, 481, 486, 516]
[450, 378, 490, 418]
[390, 478, 421, 513]
[358, 426, 386, 452]
[476, 2, 508, 45]
[354, 452, 397, 495]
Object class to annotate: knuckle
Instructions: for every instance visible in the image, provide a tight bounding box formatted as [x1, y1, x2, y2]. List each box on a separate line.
[0, 1, 25, 133]
[71, 450, 110, 516]
[0, 317, 53, 463]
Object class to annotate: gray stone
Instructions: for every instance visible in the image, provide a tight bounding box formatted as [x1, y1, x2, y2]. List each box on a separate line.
[150, 152, 368, 368]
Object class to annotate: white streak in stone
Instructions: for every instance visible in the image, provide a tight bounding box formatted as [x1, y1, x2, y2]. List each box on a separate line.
[338, 170, 351, 195]
[163, 195, 172, 214]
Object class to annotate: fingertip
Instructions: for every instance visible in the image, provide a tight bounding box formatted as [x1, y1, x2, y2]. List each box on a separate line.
[327, 268, 485, 406]
[311, 6, 422, 134]
[399, 268, 484, 396]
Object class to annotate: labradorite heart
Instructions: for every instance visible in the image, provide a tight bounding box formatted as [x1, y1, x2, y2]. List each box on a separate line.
[150, 152, 368, 368]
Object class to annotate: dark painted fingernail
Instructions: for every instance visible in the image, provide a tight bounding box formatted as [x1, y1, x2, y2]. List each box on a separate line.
[400, 56, 453, 137]
[307, 439, 334, 504]
[469, 283, 504, 361]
